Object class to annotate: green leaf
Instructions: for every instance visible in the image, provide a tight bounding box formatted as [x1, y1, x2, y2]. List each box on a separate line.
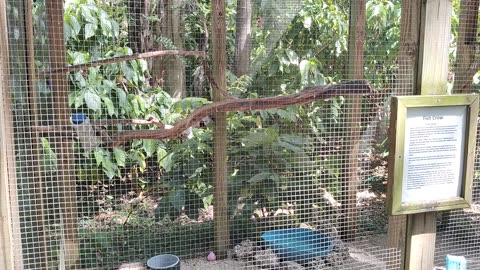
[285, 49, 299, 65]
[84, 23, 97, 39]
[299, 60, 310, 79]
[84, 90, 101, 112]
[115, 88, 128, 111]
[102, 157, 118, 179]
[142, 140, 157, 158]
[81, 5, 97, 24]
[160, 152, 174, 172]
[113, 147, 126, 167]
[93, 149, 104, 167]
[69, 14, 81, 36]
[241, 130, 277, 147]
[101, 96, 116, 116]
[157, 147, 168, 164]
[132, 151, 147, 172]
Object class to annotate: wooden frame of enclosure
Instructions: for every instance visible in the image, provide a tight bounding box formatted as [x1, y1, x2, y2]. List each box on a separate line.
[0, 0, 477, 269]
[387, 95, 478, 215]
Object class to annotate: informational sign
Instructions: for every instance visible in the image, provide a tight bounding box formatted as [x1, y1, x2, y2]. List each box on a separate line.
[402, 106, 466, 203]
[387, 95, 478, 215]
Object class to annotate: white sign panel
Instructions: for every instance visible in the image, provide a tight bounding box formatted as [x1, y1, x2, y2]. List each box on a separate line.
[401, 106, 466, 204]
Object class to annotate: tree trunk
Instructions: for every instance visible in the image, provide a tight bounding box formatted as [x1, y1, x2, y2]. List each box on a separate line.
[338, 0, 365, 241]
[152, 0, 186, 100]
[127, 0, 150, 53]
[234, 0, 252, 76]
[453, 0, 479, 94]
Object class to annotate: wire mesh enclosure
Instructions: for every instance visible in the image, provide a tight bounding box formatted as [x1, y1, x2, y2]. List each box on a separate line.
[0, 0, 479, 269]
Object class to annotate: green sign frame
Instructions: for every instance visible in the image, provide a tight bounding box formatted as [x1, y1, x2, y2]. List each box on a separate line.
[387, 95, 479, 215]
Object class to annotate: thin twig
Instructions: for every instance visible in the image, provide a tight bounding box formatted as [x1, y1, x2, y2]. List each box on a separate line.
[38, 50, 206, 79]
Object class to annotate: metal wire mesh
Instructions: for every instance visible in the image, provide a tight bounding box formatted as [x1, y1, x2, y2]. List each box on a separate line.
[0, 0, 478, 269]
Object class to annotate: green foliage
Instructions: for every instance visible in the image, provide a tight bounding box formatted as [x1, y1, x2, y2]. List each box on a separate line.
[35, 0, 407, 243]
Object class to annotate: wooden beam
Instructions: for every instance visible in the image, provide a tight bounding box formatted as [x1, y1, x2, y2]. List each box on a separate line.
[25, 0, 49, 266]
[0, 0, 23, 268]
[339, 0, 365, 241]
[407, 1, 452, 270]
[45, 0, 81, 267]
[416, 0, 452, 95]
[387, 0, 422, 268]
[211, 0, 229, 259]
[453, 0, 479, 94]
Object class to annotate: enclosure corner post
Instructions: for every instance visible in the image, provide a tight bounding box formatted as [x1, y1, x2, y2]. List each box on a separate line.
[0, 0, 23, 268]
[211, 0, 230, 259]
[339, 0, 366, 241]
[406, 0, 452, 269]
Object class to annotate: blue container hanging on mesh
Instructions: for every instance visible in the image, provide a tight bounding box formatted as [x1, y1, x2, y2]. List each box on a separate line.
[71, 113, 101, 151]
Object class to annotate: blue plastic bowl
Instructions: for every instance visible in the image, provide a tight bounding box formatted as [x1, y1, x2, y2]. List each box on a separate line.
[261, 228, 332, 262]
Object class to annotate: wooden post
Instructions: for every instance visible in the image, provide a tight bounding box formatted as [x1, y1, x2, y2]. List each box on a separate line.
[45, 0, 81, 268]
[0, 0, 23, 268]
[387, 0, 422, 269]
[453, 0, 479, 94]
[211, 0, 230, 259]
[339, 0, 365, 241]
[25, 0, 49, 266]
[396, 1, 452, 270]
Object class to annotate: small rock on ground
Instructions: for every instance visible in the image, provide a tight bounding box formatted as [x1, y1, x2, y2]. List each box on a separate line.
[254, 248, 280, 269]
[234, 239, 256, 259]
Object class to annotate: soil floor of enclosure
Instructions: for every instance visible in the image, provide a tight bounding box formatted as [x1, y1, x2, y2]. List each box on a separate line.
[116, 231, 480, 270]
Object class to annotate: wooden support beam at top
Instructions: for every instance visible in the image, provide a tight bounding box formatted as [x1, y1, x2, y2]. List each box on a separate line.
[211, 0, 229, 259]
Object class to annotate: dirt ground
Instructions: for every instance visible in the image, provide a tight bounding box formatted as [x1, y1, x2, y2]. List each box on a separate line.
[117, 236, 391, 270]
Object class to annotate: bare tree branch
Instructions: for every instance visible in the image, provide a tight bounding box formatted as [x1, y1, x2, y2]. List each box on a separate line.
[38, 50, 206, 79]
[109, 80, 372, 146]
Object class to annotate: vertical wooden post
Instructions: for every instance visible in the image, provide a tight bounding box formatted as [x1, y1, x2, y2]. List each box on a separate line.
[339, 0, 365, 241]
[0, 0, 24, 268]
[46, 0, 81, 268]
[391, 1, 452, 270]
[387, 0, 422, 269]
[453, 0, 479, 94]
[211, 0, 229, 259]
[25, 0, 49, 266]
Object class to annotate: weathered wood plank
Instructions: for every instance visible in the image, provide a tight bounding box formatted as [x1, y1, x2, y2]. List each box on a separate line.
[407, 0, 452, 270]
[0, 0, 23, 267]
[387, 0, 422, 268]
[416, 0, 452, 95]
